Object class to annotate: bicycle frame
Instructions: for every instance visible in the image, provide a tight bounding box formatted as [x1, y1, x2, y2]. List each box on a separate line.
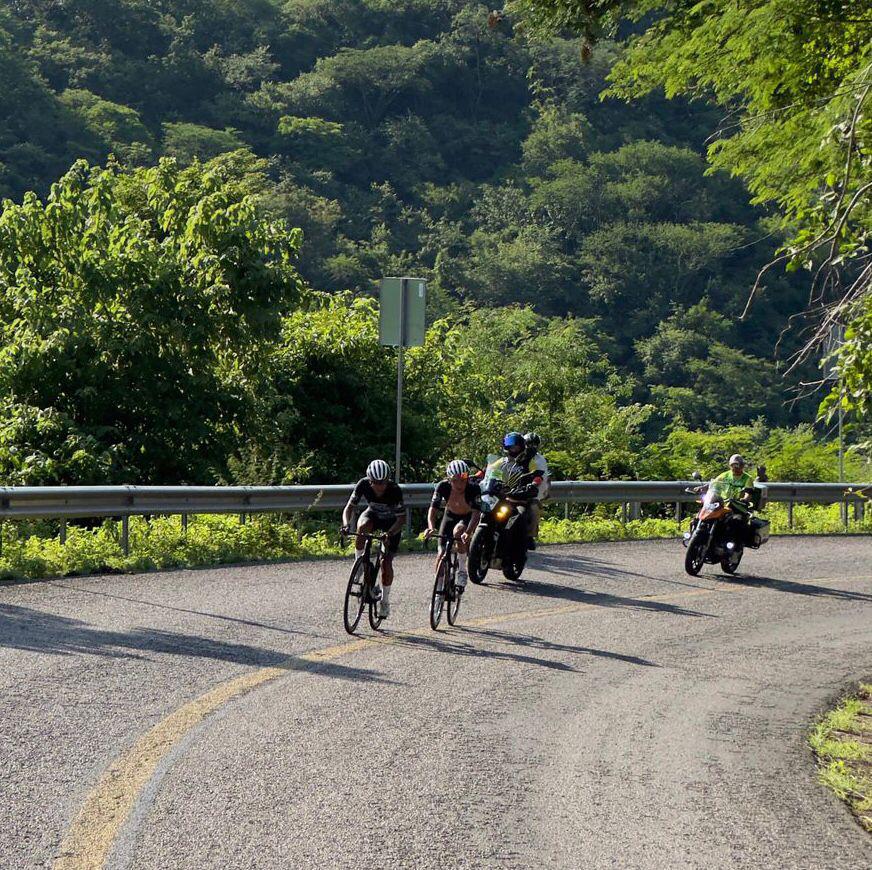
[341, 530, 388, 633]
[428, 531, 462, 630]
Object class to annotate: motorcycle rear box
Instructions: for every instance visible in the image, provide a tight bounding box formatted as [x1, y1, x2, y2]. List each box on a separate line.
[746, 517, 770, 548]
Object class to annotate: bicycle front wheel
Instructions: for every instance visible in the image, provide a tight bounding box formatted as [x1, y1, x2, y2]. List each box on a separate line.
[446, 561, 461, 627]
[430, 557, 447, 630]
[343, 558, 367, 634]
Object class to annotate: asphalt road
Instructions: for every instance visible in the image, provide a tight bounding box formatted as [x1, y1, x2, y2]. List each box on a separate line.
[1, 537, 871, 869]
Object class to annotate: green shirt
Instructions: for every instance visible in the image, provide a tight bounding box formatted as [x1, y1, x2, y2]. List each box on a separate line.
[713, 470, 753, 500]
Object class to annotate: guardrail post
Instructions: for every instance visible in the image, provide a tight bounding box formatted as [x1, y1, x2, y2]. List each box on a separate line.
[674, 502, 681, 522]
[787, 501, 794, 529]
[59, 519, 66, 545]
[621, 502, 628, 524]
[181, 513, 188, 536]
[239, 513, 246, 525]
[564, 502, 569, 520]
[852, 499, 863, 523]
[121, 516, 129, 556]
[842, 499, 849, 531]
[630, 502, 641, 521]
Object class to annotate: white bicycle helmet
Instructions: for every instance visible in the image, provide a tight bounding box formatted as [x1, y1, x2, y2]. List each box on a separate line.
[366, 459, 391, 481]
[446, 459, 469, 479]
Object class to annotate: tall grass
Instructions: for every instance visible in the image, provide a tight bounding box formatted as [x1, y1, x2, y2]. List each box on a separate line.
[0, 501, 868, 583]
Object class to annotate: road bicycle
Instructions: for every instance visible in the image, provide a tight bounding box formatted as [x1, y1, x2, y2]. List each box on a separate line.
[340, 531, 387, 634]
[425, 530, 462, 630]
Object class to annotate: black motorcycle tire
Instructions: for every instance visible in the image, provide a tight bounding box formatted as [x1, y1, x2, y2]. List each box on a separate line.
[684, 537, 707, 576]
[468, 526, 490, 584]
[502, 550, 527, 581]
[720, 546, 743, 575]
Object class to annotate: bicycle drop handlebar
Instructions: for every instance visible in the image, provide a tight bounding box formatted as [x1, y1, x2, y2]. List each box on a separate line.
[339, 529, 389, 544]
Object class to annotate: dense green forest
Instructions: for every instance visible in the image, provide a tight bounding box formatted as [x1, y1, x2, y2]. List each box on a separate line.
[0, 0, 866, 486]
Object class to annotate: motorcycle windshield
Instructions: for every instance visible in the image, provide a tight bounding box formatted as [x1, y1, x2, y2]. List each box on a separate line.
[702, 478, 730, 510]
[482, 454, 527, 504]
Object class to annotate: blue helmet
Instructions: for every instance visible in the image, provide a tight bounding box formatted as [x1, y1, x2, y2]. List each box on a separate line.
[503, 432, 525, 454]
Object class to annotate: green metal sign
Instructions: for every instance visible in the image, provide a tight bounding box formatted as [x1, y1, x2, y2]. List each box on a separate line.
[379, 277, 426, 347]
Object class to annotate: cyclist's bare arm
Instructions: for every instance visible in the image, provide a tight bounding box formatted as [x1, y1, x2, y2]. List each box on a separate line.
[341, 498, 357, 530]
[388, 510, 405, 536]
[426, 504, 439, 533]
[465, 510, 481, 537]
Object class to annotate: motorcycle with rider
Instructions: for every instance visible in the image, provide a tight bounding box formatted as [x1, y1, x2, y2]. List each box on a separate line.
[682, 454, 770, 576]
[467, 432, 543, 583]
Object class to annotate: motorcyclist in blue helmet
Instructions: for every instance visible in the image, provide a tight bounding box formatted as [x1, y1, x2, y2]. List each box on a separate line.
[503, 431, 526, 459]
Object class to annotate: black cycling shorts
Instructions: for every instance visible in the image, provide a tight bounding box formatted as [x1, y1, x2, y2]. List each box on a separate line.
[438, 510, 471, 542]
[360, 508, 402, 555]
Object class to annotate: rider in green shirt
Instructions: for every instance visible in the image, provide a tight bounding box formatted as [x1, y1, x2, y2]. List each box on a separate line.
[713, 454, 754, 502]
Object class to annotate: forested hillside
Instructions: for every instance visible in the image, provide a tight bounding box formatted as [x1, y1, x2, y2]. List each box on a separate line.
[0, 0, 856, 486]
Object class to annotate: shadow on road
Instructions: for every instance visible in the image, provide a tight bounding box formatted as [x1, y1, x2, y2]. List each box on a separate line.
[487, 575, 713, 618]
[47, 581, 322, 639]
[380, 624, 659, 672]
[724, 574, 872, 602]
[532, 552, 706, 592]
[0, 604, 392, 684]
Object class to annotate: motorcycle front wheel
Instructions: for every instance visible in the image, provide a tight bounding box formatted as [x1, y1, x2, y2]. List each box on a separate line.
[684, 537, 707, 576]
[468, 526, 490, 584]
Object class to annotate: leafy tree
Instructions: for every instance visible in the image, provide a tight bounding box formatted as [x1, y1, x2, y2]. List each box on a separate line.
[651, 345, 781, 430]
[460, 226, 576, 312]
[275, 42, 438, 127]
[578, 221, 747, 346]
[511, 0, 872, 419]
[0, 21, 93, 197]
[636, 302, 732, 386]
[276, 114, 359, 170]
[0, 152, 303, 484]
[162, 122, 245, 163]
[521, 104, 590, 173]
[641, 422, 867, 483]
[61, 89, 154, 164]
[0, 0, 847, 482]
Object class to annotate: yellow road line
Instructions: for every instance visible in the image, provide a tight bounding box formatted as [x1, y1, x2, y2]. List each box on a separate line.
[52, 576, 867, 869]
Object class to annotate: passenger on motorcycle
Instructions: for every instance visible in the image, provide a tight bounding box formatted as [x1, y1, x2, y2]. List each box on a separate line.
[523, 432, 550, 550]
[341, 459, 405, 618]
[425, 460, 483, 590]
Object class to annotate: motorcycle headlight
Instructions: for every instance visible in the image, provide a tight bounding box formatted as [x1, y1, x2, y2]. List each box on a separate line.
[495, 505, 511, 520]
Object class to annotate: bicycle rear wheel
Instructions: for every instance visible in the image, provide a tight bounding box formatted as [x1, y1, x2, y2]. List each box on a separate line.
[367, 559, 384, 630]
[343, 558, 367, 634]
[430, 557, 447, 630]
[368, 597, 384, 630]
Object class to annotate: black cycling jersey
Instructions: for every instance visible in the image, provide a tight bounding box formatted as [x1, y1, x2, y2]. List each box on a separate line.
[349, 478, 404, 517]
[430, 480, 483, 515]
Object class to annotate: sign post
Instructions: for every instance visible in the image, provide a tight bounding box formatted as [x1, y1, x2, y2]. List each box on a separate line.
[823, 322, 846, 525]
[379, 277, 426, 482]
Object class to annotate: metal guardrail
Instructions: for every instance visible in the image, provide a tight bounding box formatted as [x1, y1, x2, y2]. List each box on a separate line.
[0, 480, 867, 556]
[0, 480, 868, 520]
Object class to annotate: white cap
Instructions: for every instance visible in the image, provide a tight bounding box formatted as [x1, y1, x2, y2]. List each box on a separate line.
[729, 454, 745, 466]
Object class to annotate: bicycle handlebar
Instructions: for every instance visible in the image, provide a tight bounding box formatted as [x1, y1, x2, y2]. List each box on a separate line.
[424, 529, 460, 542]
[339, 529, 388, 543]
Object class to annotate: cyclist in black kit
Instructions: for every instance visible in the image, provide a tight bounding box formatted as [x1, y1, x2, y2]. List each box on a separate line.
[425, 459, 482, 590]
[341, 459, 405, 618]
